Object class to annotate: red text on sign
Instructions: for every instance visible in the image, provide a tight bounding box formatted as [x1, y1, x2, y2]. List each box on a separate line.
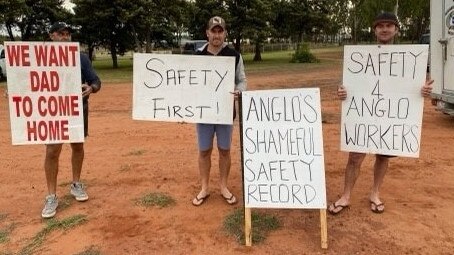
[6, 45, 30, 66]
[27, 120, 69, 141]
[34, 45, 78, 67]
[30, 71, 60, 92]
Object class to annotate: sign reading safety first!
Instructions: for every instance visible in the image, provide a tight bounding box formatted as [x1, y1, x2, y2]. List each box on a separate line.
[133, 53, 235, 124]
[5, 42, 84, 145]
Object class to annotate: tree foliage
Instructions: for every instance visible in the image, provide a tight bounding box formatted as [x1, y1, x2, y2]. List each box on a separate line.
[0, 0, 432, 64]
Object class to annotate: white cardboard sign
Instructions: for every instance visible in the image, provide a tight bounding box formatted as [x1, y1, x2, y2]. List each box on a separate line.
[341, 45, 429, 158]
[242, 88, 326, 209]
[5, 41, 84, 145]
[133, 53, 235, 124]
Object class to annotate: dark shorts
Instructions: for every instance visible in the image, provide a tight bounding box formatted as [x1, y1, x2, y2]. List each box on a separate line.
[196, 123, 233, 151]
[83, 101, 88, 137]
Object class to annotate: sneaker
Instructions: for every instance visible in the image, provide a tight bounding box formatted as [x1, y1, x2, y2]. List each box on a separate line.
[70, 182, 89, 202]
[41, 194, 58, 219]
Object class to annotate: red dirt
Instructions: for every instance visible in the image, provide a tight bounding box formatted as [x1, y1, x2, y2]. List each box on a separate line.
[1, 53, 454, 254]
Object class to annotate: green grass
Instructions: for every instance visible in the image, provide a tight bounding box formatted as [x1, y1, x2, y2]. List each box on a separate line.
[74, 245, 101, 255]
[0, 46, 342, 86]
[135, 192, 176, 208]
[0, 229, 9, 243]
[19, 214, 87, 255]
[223, 208, 280, 244]
[87, 46, 343, 84]
[118, 163, 132, 172]
[123, 149, 146, 156]
[92, 56, 133, 84]
[0, 214, 13, 244]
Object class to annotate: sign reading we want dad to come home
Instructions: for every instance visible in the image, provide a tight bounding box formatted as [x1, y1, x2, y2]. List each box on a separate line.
[341, 45, 428, 158]
[242, 88, 326, 209]
[5, 42, 84, 145]
[133, 54, 235, 124]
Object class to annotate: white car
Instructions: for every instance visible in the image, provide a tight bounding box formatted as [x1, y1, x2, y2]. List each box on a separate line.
[0, 44, 6, 80]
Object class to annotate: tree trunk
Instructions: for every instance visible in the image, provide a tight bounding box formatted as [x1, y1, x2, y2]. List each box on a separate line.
[110, 40, 118, 68]
[131, 25, 142, 53]
[253, 41, 262, 61]
[235, 34, 241, 52]
[6, 23, 15, 41]
[88, 45, 95, 62]
[146, 29, 152, 53]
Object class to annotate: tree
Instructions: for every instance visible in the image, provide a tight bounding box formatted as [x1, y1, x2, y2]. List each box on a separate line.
[271, 0, 331, 43]
[187, 0, 227, 40]
[0, 0, 71, 41]
[73, 0, 136, 68]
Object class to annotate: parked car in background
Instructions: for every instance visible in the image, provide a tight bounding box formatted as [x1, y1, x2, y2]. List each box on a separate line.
[0, 45, 6, 80]
[182, 40, 207, 54]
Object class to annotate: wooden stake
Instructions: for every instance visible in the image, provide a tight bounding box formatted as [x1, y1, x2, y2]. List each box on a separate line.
[245, 207, 252, 246]
[320, 209, 328, 249]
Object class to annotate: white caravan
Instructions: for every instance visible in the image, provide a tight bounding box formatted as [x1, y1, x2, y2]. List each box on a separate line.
[430, 0, 454, 115]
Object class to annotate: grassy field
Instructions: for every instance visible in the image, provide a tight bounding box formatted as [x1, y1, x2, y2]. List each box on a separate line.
[0, 46, 343, 86]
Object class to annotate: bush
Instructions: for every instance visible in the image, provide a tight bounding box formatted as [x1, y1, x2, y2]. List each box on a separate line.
[291, 43, 319, 63]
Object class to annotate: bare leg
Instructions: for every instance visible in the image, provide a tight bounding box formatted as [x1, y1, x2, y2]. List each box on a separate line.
[193, 149, 212, 203]
[218, 148, 231, 197]
[44, 144, 63, 194]
[328, 152, 366, 213]
[369, 155, 389, 211]
[70, 143, 84, 182]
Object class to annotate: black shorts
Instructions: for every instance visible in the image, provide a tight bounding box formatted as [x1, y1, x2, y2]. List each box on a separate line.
[83, 101, 89, 137]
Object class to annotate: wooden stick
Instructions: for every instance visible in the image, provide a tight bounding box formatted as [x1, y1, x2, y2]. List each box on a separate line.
[245, 207, 252, 246]
[320, 209, 328, 249]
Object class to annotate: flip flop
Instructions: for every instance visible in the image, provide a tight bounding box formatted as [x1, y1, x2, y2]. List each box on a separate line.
[221, 193, 237, 205]
[192, 194, 210, 206]
[327, 202, 349, 215]
[370, 201, 385, 214]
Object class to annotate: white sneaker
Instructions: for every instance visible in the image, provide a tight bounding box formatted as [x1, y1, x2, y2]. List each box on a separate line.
[70, 182, 89, 202]
[41, 194, 58, 219]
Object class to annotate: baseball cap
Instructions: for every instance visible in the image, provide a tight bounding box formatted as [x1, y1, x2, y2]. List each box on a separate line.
[207, 16, 226, 31]
[373, 12, 399, 28]
[49, 22, 73, 33]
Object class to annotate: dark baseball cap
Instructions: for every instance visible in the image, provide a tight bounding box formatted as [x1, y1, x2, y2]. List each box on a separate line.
[49, 22, 73, 33]
[373, 12, 399, 28]
[207, 16, 226, 31]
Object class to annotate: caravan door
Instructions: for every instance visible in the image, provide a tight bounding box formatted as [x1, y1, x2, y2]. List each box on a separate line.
[442, 0, 454, 93]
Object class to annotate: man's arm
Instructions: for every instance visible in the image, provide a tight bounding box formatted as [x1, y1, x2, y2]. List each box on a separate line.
[80, 54, 101, 94]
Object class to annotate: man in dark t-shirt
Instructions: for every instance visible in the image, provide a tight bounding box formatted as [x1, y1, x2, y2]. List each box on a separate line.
[41, 22, 101, 218]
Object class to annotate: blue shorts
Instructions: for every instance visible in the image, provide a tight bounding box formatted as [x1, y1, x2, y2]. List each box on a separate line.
[196, 124, 233, 151]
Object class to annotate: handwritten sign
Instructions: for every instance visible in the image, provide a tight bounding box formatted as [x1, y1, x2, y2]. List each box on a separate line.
[341, 45, 429, 158]
[133, 53, 235, 124]
[5, 42, 83, 145]
[242, 88, 326, 209]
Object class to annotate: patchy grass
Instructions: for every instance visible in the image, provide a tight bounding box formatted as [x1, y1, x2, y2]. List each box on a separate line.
[118, 163, 132, 172]
[223, 208, 280, 244]
[0, 214, 14, 244]
[58, 194, 75, 211]
[19, 214, 87, 255]
[135, 192, 175, 208]
[124, 149, 146, 156]
[74, 245, 101, 255]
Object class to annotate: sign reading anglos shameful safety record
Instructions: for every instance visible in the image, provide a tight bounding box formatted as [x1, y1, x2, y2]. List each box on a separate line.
[242, 88, 326, 209]
[341, 45, 428, 158]
[133, 53, 235, 124]
[5, 41, 84, 145]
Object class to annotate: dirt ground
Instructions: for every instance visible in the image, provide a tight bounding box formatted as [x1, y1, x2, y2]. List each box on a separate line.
[1, 51, 454, 255]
